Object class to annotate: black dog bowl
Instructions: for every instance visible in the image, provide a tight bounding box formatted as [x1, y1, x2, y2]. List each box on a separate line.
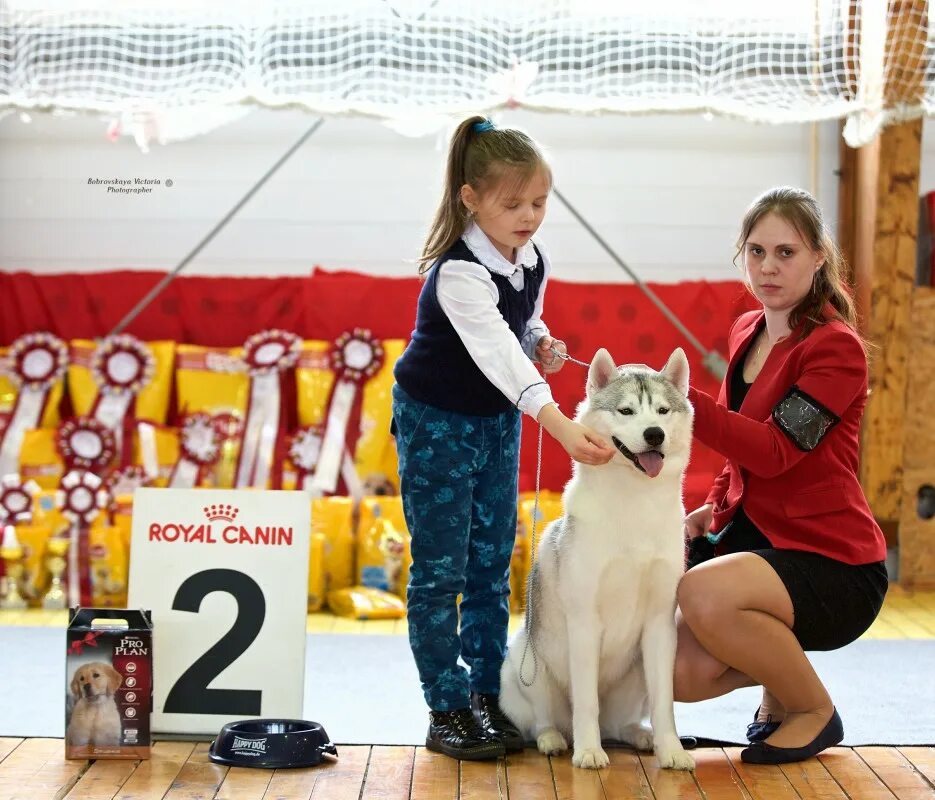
[208, 719, 338, 769]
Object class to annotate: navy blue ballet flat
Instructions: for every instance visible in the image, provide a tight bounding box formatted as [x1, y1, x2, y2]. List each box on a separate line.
[740, 708, 843, 764]
[746, 706, 782, 742]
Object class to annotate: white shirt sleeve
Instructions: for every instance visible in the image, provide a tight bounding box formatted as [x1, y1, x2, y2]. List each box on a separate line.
[520, 246, 551, 359]
[436, 260, 556, 420]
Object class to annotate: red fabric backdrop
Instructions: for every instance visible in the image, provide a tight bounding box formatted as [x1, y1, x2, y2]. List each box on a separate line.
[0, 268, 758, 509]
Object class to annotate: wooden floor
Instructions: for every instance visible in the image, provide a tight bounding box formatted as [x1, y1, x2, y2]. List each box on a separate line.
[2, 585, 933, 799]
[1, 738, 934, 800]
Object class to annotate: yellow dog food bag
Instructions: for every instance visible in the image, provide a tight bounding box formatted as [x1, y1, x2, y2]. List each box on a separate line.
[307, 532, 327, 612]
[18, 428, 64, 489]
[326, 585, 406, 620]
[175, 345, 249, 487]
[88, 523, 128, 608]
[16, 523, 53, 605]
[512, 495, 564, 612]
[311, 496, 355, 595]
[68, 340, 175, 424]
[358, 518, 411, 600]
[291, 339, 405, 494]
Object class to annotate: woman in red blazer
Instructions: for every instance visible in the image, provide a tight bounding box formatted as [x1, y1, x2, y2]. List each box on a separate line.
[674, 187, 888, 765]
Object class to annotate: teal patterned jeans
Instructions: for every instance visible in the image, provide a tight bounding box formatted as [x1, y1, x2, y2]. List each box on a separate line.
[392, 384, 521, 712]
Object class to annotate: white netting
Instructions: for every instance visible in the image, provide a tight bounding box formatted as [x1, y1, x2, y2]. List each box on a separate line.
[0, 0, 931, 144]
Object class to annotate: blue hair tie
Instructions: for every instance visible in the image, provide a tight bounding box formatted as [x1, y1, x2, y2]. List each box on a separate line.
[473, 119, 495, 133]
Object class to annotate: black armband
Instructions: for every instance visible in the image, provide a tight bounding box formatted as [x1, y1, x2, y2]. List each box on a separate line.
[771, 385, 840, 451]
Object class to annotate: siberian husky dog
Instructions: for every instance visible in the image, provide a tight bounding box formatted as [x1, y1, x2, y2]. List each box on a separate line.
[500, 347, 694, 770]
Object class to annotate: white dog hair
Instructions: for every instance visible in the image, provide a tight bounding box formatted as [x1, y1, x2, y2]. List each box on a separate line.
[500, 347, 695, 770]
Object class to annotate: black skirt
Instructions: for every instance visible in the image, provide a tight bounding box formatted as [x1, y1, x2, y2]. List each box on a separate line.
[699, 507, 889, 651]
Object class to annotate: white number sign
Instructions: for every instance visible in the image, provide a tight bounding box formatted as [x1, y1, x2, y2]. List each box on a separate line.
[128, 488, 310, 734]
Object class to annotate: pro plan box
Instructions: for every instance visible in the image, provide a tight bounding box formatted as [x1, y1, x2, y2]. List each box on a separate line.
[65, 608, 153, 760]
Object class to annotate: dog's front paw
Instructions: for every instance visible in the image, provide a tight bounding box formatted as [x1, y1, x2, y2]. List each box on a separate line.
[655, 745, 695, 771]
[619, 723, 654, 752]
[536, 728, 568, 755]
[572, 746, 610, 769]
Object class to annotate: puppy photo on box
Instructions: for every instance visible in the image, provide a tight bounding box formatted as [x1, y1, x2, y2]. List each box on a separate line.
[66, 657, 123, 747]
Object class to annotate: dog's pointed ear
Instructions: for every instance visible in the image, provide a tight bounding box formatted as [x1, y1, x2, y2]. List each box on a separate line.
[662, 347, 690, 396]
[587, 348, 617, 397]
[104, 663, 123, 695]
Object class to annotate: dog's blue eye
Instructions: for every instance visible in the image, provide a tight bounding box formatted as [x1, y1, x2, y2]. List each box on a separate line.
[658, 408, 669, 415]
[618, 408, 634, 415]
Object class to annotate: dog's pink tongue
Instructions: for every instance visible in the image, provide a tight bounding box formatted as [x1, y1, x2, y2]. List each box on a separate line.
[637, 451, 664, 478]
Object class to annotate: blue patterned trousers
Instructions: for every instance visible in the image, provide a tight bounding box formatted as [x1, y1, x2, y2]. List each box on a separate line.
[392, 384, 521, 712]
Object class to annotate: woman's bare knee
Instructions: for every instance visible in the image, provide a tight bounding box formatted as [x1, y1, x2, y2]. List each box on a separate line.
[674, 611, 729, 702]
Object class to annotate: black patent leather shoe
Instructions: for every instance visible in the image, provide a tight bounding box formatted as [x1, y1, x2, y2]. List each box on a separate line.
[747, 706, 782, 742]
[426, 708, 505, 761]
[741, 708, 843, 764]
[471, 692, 525, 753]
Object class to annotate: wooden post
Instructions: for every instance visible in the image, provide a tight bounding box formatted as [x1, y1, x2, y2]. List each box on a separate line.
[857, 0, 927, 530]
[899, 288, 935, 587]
[860, 118, 922, 527]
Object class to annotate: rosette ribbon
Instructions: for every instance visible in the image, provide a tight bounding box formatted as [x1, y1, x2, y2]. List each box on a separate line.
[56, 470, 109, 607]
[310, 329, 384, 495]
[0, 474, 40, 585]
[0, 474, 40, 526]
[288, 424, 362, 499]
[106, 465, 151, 506]
[56, 417, 117, 473]
[89, 334, 155, 459]
[0, 333, 69, 478]
[170, 413, 222, 488]
[234, 330, 300, 489]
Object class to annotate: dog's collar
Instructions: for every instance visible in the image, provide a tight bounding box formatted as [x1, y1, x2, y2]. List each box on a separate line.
[611, 436, 663, 474]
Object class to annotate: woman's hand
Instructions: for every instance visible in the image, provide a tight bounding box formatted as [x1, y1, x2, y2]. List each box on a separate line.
[538, 404, 615, 465]
[535, 336, 566, 375]
[683, 503, 714, 540]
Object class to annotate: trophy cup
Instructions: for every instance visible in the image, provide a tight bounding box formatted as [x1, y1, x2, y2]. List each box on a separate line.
[0, 525, 28, 609]
[42, 534, 70, 610]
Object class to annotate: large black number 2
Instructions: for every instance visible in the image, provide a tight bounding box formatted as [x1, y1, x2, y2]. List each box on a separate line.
[164, 569, 266, 715]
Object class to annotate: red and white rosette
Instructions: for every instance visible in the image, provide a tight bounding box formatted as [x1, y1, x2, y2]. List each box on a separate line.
[56, 417, 117, 472]
[56, 470, 109, 607]
[106, 465, 150, 498]
[0, 474, 40, 525]
[89, 334, 155, 453]
[234, 329, 301, 489]
[289, 425, 362, 498]
[0, 332, 68, 478]
[310, 329, 384, 495]
[170, 413, 222, 488]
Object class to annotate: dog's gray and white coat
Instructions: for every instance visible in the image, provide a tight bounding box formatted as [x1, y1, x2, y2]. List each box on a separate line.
[500, 347, 695, 770]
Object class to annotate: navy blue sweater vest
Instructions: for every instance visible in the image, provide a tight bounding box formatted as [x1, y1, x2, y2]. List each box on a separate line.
[394, 239, 545, 416]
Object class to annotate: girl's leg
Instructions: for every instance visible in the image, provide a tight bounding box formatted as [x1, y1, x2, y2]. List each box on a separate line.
[676, 552, 833, 748]
[459, 410, 521, 695]
[394, 391, 476, 712]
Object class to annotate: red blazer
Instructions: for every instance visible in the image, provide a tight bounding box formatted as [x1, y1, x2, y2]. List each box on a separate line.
[688, 310, 886, 565]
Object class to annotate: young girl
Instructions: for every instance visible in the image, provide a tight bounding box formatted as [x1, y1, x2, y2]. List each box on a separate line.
[392, 116, 614, 761]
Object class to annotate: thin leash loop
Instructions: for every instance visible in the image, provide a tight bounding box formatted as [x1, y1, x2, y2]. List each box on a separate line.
[517, 342, 589, 687]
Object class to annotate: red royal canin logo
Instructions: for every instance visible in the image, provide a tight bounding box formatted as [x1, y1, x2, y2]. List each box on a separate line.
[204, 504, 238, 522]
[149, 504, 293, 547]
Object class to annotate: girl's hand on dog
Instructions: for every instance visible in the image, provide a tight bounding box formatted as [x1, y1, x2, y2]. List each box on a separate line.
[683, 504, 714, 540]
[538, 405, 615, 465]
[536, 336, 566, 374]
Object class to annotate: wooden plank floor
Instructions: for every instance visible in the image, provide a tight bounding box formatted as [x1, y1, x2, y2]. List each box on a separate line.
[1, 739, 934, 800]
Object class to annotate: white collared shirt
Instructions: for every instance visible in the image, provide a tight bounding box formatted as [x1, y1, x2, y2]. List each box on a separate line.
[436, 222, 555, 419]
